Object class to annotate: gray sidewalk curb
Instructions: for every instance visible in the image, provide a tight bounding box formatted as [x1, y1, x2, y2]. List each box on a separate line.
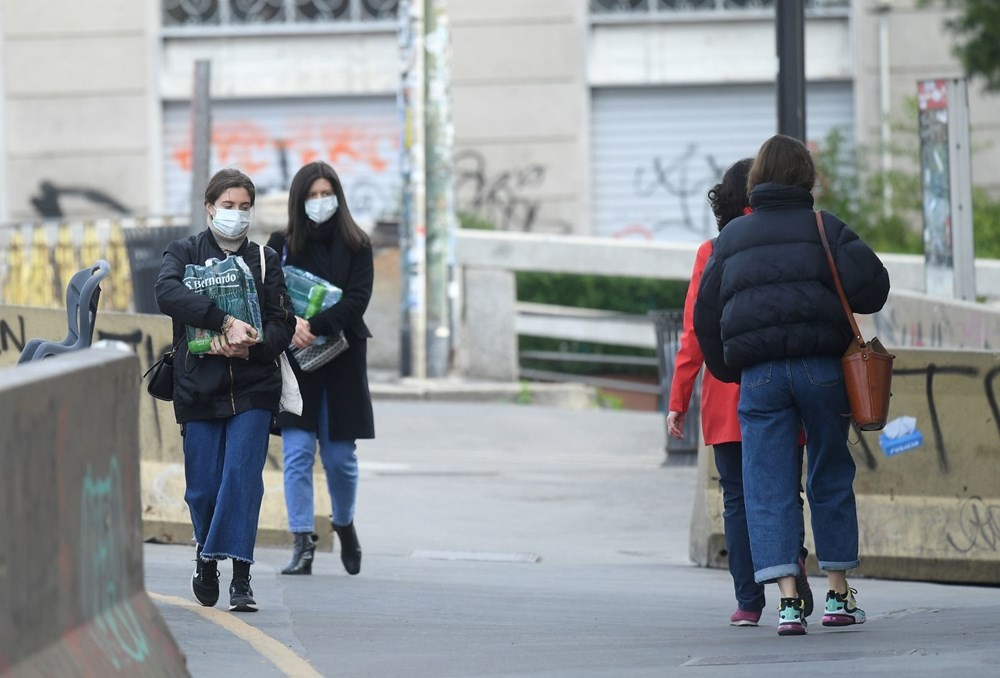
[369, 375, 598, 409]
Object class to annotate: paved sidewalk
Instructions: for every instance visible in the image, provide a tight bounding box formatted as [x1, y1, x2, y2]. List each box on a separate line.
[148, 400, 1000, 677]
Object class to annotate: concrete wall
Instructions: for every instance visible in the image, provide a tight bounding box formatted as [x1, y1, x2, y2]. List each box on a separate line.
[0, 306, 332, 551]
[690, 348, 1000, 584]
[451, 0, 588, 235]
[589, 13, 851, 85]
[0, 350, 186, 675]
[0, 0, 157, 220]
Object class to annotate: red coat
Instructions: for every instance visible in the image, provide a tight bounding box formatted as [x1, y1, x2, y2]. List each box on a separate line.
[669, 239, 742, 445]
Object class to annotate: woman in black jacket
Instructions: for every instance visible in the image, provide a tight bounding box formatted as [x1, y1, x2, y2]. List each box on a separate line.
[267, 161, 375, 577]
[155, 168, 296, 613]
[694, 135, 889, 636]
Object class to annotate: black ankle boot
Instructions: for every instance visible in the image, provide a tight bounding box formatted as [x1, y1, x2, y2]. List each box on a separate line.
[332, 521, 362, 575]
[281, 532, 318, 575]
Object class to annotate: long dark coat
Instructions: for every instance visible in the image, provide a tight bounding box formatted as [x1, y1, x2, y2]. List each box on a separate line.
[266, 229, 375, 441]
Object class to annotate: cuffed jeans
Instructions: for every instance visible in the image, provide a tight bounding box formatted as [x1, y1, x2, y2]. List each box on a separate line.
[739, 356, 860, 583]
[282, 391, 359, 532]
[183, 408, 272, 563]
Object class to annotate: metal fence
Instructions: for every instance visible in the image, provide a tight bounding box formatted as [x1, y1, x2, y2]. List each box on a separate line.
[162, 0, 399, 28]
[589, 0, 848, 17]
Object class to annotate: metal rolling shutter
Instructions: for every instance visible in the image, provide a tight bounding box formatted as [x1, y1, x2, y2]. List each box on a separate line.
[590, 82, 854, 241]
[163, 96, 399, 224]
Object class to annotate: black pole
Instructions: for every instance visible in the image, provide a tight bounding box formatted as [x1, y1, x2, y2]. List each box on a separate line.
[776, 1, 806, 141]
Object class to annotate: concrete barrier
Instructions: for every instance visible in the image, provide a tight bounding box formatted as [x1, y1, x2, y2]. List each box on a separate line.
[0, 350, 187, 676]
[0, 305, 332, 553]
[690, 347, 1000, 584]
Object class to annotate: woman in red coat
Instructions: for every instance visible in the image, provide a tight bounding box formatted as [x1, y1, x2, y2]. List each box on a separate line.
[667, 159, 811, 626]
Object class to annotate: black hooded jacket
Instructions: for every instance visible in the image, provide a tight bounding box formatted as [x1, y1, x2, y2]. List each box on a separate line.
[154, 229, 296, 423]
[693, 183, 890, 383]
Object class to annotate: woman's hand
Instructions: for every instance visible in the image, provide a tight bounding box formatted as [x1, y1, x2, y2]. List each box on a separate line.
[666, 411, 686, 439]
[207, 337, 250, 360]
[224, 317, 259, 347]
[291, 316, 317, 350]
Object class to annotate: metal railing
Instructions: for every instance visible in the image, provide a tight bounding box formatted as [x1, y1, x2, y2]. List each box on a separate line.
[589, 0, 849, 17]
[162, 0, 399, 28]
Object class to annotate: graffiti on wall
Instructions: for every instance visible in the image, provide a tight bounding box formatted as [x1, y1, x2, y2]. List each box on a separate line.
[31, 181, 130, 219]
[850, 362, 1000, 474]
[167, 118, 400, 223]
[611, 144, 724, 241]
[79, 458, 150, 668]
[453, 150, 569, 233]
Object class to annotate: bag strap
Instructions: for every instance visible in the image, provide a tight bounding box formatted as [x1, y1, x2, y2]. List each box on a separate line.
[815, 211, 865, 349]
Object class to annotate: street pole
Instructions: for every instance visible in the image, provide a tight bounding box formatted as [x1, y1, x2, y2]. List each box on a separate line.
[424, 0, 456, 378]
[776, 1, 806, 141]
[190, 60, 212, 234]
[398, 0, 427, 378]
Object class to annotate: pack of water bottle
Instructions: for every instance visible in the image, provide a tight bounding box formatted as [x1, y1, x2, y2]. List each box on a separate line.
[183, 255, 264, 354]
[282, 266, 349, 371]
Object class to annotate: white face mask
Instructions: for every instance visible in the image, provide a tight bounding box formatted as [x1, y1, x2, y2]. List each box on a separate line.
[208, 207, 253, 239]
[304, 195, 338, 224]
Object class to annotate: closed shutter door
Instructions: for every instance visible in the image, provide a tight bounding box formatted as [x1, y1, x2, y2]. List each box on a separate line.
[590, 82, 854, 241]
[163, 96, 399, 224]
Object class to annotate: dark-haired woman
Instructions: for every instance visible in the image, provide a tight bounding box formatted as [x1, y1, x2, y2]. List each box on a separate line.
[155, 168, 296, 612]
[694, 135, 889, 635]
[268, 161, 375, 577]
[668, 159, 812, 627]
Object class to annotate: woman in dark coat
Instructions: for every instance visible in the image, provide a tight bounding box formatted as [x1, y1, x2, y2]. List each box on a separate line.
[155, 168, 296, 612]
[267, 161, 375, 576]
[694, 135, 889, 636]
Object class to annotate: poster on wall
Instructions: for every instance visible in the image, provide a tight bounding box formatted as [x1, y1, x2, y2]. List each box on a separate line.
[917, 79, 954, 299]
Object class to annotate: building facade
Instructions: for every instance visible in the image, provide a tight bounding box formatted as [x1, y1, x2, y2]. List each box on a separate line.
[0, 0, 997, 243]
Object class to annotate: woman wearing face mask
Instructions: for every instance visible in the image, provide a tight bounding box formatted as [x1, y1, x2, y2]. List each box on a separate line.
[267, 161, 375, 577]
[155, 168, 295, 612]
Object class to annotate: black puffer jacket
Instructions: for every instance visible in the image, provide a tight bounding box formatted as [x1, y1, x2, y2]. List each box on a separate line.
[154, 230, 296, 423]
[693, 183, 890, 383]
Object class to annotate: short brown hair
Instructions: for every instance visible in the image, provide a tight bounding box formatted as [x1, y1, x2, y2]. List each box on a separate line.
[204, 168, 256, 207]
[747, 134, 816, 193]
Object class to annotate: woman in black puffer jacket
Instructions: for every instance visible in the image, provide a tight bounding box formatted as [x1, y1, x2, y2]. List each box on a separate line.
[694, 135, 889, 636]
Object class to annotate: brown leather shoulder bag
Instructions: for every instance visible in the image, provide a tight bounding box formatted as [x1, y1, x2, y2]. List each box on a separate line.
[816, 211, 894, 431]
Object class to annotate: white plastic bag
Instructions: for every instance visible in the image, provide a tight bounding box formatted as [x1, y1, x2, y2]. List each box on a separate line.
[260, 243, 302, 416]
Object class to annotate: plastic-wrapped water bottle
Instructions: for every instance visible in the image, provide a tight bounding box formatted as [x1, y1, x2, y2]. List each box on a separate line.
[283, 266, 342, 319]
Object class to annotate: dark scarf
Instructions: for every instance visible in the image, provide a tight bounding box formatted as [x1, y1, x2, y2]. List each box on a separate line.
[285, 223, 339, 285]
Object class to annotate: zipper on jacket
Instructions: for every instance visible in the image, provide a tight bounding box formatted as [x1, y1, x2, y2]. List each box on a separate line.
[228, 359, 236, 414]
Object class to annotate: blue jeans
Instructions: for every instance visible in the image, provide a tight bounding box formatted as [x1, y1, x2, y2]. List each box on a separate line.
[739, 356, 859, 583]
[183, 408, 272, 563]
[713, 442, 765, 612]
[282, 391, 359, 532]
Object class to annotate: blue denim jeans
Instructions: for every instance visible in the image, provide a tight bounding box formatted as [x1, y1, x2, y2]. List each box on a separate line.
[713, 442, 765, 612]
[739, 356, 859, 583]
[183, 408, 272, 563]
[282, 391, 359, 532]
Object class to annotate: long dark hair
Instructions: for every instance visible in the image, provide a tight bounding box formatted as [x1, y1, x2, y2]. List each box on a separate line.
[286, 161, 370, 257]
[707, 158, 752, 231]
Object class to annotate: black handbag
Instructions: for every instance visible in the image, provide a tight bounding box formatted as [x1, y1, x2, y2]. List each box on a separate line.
[143, 344, 177, 401]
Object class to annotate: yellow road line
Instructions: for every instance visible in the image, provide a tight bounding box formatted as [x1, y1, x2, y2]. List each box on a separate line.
[148, 591, 322, 678]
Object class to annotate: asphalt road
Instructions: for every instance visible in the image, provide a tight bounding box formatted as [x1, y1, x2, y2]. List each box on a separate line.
[147, 401, 1000, 677]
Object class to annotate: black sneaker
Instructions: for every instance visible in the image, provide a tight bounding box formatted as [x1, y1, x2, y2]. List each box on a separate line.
[229, 576, 258, 612]
[191, 556, 220, 607]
